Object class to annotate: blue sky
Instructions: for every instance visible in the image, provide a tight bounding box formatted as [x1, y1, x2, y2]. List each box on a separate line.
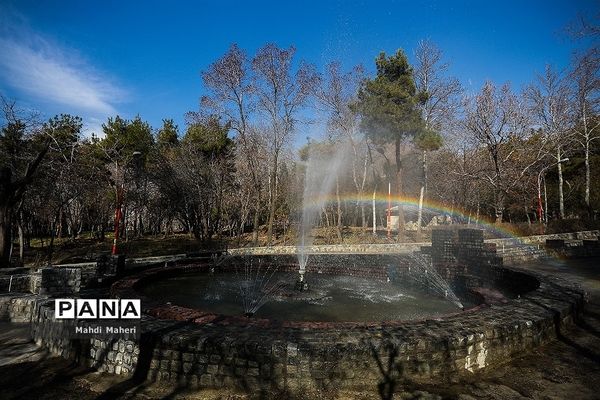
[0, 0, 597, 138]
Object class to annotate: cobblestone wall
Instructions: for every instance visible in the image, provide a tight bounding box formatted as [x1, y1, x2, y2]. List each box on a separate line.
[0, 273, 41, 293]
[23, 270, 583, 394]
[0, 293, 44, 322]
[40, 267, 81, 295]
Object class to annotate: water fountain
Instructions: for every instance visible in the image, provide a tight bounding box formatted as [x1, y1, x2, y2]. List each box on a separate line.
[187, 139, 465, 316]
[233, 256, 286, 316]
[296, 142, 350, 291]
[401, 253, 463, 309]
[105, 226, 585, 392]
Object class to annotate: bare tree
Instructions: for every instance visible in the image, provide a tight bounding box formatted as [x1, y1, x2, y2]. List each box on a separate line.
[200, 44, 265, 245]
[313, 62, 370, 236]
[525, 65, 575, 219]
[565, 14, 600, 39]
[570, 48, 600, 210]
[0, 97, 48, 267]
[252, 44, 317, 244]
[413, 39, 462, 235]
[414, 40, 463, 132]
[463, 82, 534, 223]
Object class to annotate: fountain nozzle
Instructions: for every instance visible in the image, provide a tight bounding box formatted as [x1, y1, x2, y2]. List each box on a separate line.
[295, 271, 309, 291]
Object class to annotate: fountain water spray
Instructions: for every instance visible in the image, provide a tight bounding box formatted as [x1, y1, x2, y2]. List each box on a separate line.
[296, 141, 350, 290]
[403, 253, 463, 309]
[235, 256, 286, 316]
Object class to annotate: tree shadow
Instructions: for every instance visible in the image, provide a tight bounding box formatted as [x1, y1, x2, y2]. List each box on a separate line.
[369, 340, 403, 400]
[93, 321, 190, 400]
[525, 296, 600, 365]
[0, 351, 96, 400]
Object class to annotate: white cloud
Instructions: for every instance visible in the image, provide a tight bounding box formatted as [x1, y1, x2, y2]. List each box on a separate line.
[83, 117, 106, 139]
[0, 15, 125, 117]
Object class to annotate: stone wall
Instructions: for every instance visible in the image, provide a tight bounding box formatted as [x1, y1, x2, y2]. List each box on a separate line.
[40, 267, 81, 295]
[228, 230, 600, 264]
[23, 267, 583, 394]
[229, 243, 424, 256]
[489, 230, 600, 246]
[219, 253, 401, 282]
[0, 273, 41, 294]
[52, 262, 99, 286]
[0, 293, 44, 323]
[545, 238, 600, 258]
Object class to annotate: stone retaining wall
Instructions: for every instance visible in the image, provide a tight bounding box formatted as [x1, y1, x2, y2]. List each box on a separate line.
[488, 230, 600, 246]
[0, 293, 44, 323]
[40, 267, 81, 295]
[228, 230, 599, 261]
[0, 273, 41, 293]
[229, 243, 425, 255]
[51, 262, 98, 286]
[22, 267, 583, 394]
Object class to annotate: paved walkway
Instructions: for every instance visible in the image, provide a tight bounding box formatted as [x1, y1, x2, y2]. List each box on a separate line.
[0, 322, 44, 366]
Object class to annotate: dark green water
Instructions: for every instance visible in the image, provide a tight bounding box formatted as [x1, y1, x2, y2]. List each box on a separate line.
[141, 272, 465, 322]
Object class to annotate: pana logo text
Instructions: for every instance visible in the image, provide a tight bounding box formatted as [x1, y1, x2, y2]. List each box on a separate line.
[55, 299, 141, 319]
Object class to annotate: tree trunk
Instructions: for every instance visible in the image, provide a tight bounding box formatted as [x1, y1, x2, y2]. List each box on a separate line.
[416, 150, 427, 239]
[557, 146, 565, 219]
[537, 173, 544, 223]
[0, 168, 12, 268]
[361, 203, 366, 230]
[394, 137, 405, 241]
[372, 189, 377, 236]
[0, 205, 11, 268]
[336, 176, 343, 242]
[585, 140, 591, 209]
[322, 207, 331, 227]
[252, 187, 261, 246]
[544, 176, 549, 223]
[416, 186, 424, 240]
[266, 156, 278, 245]
[0, 146, 49, 267]
[493, 188, 504, 224]
[18, 222, 24, 263]
[48, 218, 56, 263]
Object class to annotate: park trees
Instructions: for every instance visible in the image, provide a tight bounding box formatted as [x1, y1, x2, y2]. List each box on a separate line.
[252, 44, 318, 244]
[413, 39, 462, 235]
[174, 116, 235, 240]
[0, 97, 49, 267]
[353, 49, 424, 238]
[200, 43, 316, 244]
[157, 118, 180, 149]
[313, 62, 369, 233]
[99, 115, 154, 250]
[2, 38, 599, 256]
[525, 66, 575, 220]
[35, 114, 86, 258]
[201, 44, 263, 244]
[463, 82, 533, 223]
[570, 48, 600, 211]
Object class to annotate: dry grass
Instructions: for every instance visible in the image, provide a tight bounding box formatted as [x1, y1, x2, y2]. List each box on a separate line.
[14, 220, 596, 266]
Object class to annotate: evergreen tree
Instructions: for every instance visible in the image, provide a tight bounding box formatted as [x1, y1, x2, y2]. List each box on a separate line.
[157, 118, 179, 148]
[353, 49, 424, 238]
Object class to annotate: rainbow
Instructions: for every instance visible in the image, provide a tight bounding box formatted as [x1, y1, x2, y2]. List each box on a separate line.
[300, 192, 529, 240]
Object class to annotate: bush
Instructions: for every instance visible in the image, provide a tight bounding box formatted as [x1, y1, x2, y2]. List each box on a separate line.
[546, 218, 600, 234]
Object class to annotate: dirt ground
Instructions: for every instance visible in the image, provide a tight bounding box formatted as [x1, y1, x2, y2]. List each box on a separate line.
[0, 257, 598, 400]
